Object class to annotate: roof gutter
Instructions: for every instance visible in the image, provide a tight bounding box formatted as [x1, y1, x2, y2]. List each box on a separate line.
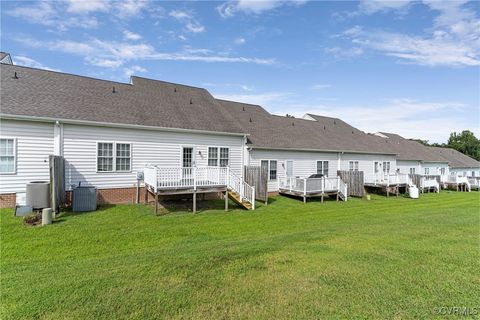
[249, 145, 397, 156]
[1, 113, 248, 137]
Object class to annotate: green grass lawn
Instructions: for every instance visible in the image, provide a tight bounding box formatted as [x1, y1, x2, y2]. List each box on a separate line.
[1, 192, 479, 319]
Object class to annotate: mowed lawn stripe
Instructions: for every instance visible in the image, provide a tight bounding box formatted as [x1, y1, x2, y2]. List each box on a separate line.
[1, 191, 479, 319]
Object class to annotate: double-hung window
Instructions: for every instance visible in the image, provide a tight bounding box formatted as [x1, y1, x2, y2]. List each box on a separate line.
[261, 160, 277, 181]
[374, 162, 379, 173]
[382, 162, 391, 174]
[349, 161, 359, 172]
[208, 147, 229, 167]
[317, 161, 329, 176]
[97, 142, 131, 172]
[409, 168, 415, 174]
[424, 167, 430, 175]
[440, 167, 445, 175]
[0, 138, 16, 174]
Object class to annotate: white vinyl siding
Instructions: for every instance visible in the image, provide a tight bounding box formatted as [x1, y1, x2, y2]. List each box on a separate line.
[63, 124, 243, 190]
[0, 120, 54, 194]
[340, 153, 397, 184]
[0, 138, 16, 173]
[249, 149, 338, 192]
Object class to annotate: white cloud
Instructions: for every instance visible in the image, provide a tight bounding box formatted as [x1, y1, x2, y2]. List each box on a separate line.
[124, 65, 147, 77]
[115, 0, 149, 18]
[85, 56, 124, 68]
[7, 1, 99, 30]
[357, 0, 412, 15]
[65, 0, 109, 13]
[123, 30, 142, 41]
[311, 84, 332, 90]
[338, 2, 480, 67]
[217, 0, 306, 18]
[169, 10, 205, 33]
[13, 56, 61, 72]
[235, 37, 246, 45]
[273, 98, 475, 142]
[241, 85, 254, 91]
[16, 36, 276, 69]
[7, 0, 150, 31]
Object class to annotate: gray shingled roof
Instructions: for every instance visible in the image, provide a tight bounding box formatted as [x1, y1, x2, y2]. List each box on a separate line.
[376, 132, 448, 162]
[216, 99, 396, 154]
[428, 147, 480, 168]
[0, 64, 245, 134]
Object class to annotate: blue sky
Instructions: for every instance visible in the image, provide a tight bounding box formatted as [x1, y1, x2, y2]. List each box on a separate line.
[1, 0, 479, 142]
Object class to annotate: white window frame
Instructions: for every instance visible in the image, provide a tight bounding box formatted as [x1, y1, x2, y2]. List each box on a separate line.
[286, 160, 294, 177]
[96, 141, 132, 173]
[317, 160, 329, 176]
[349, 160, 359, 172]
[207, 146, 229, 167]
[424, 167, 430, 175]
[261, 159, 278, 181]
[409, 168, 415, 175]
[382, 161, 391, 174]
[0, 137, 17, 174]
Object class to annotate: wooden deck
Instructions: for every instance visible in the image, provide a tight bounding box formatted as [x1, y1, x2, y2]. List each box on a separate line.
[143, 166, 256, 213]
[278, 177, 347, 203]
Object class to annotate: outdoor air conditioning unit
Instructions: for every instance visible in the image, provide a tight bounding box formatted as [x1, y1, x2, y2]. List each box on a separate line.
[26, 181, 50, 209]
[72, 186, 97, 212]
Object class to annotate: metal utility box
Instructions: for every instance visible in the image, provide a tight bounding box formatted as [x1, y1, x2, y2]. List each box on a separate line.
[72, 186, 97, 212]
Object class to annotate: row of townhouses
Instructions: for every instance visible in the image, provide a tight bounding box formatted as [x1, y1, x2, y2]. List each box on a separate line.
[1, 52, 479, 208]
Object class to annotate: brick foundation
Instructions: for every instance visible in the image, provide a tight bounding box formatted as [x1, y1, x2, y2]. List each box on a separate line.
[1, 187, 228, 209]
[0, 193, 16, 208]
[67, 187, 223, 206]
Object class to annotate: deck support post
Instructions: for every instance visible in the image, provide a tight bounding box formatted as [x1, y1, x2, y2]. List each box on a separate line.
[386, 186, 389, 197]
[193, 192, 197, 214]
[321, 194, 324, 203]
[303, 196, 306, 204]
[154, 192, 158, 214]
[396, 184, 399, 197]
[144, 185, 148, 204]
[336, 192, 339, 201]
[224, 190, 228, 211]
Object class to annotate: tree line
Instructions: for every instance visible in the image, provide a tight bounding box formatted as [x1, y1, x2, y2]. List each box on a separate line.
[414, 130, 480, 161]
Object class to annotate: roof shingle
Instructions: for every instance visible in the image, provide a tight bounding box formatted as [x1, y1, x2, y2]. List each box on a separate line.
[216, 99, 396, 154]
[0, 64, 245, 135]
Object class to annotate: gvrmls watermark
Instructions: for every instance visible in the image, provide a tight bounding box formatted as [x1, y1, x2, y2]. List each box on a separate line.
[433, 306, 478, 316]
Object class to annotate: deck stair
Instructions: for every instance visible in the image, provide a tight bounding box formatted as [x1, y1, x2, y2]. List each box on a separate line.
[228, 190, 253, 210]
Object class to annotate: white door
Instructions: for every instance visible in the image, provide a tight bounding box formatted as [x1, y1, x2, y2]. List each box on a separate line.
[286, 160, 293, 177]
[182, 147, 194, 183]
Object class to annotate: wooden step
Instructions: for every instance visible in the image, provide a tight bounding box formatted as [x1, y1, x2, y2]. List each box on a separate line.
[228, 191, 252, 210]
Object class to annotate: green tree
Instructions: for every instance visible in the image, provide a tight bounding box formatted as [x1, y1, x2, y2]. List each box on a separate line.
[447, 130, 480, 160]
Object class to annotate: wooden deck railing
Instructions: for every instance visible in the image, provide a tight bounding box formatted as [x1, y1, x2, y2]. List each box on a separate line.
[370, 173, 413, 186]
[144, 165, 255, 209]
[278, 176, 347, 200]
